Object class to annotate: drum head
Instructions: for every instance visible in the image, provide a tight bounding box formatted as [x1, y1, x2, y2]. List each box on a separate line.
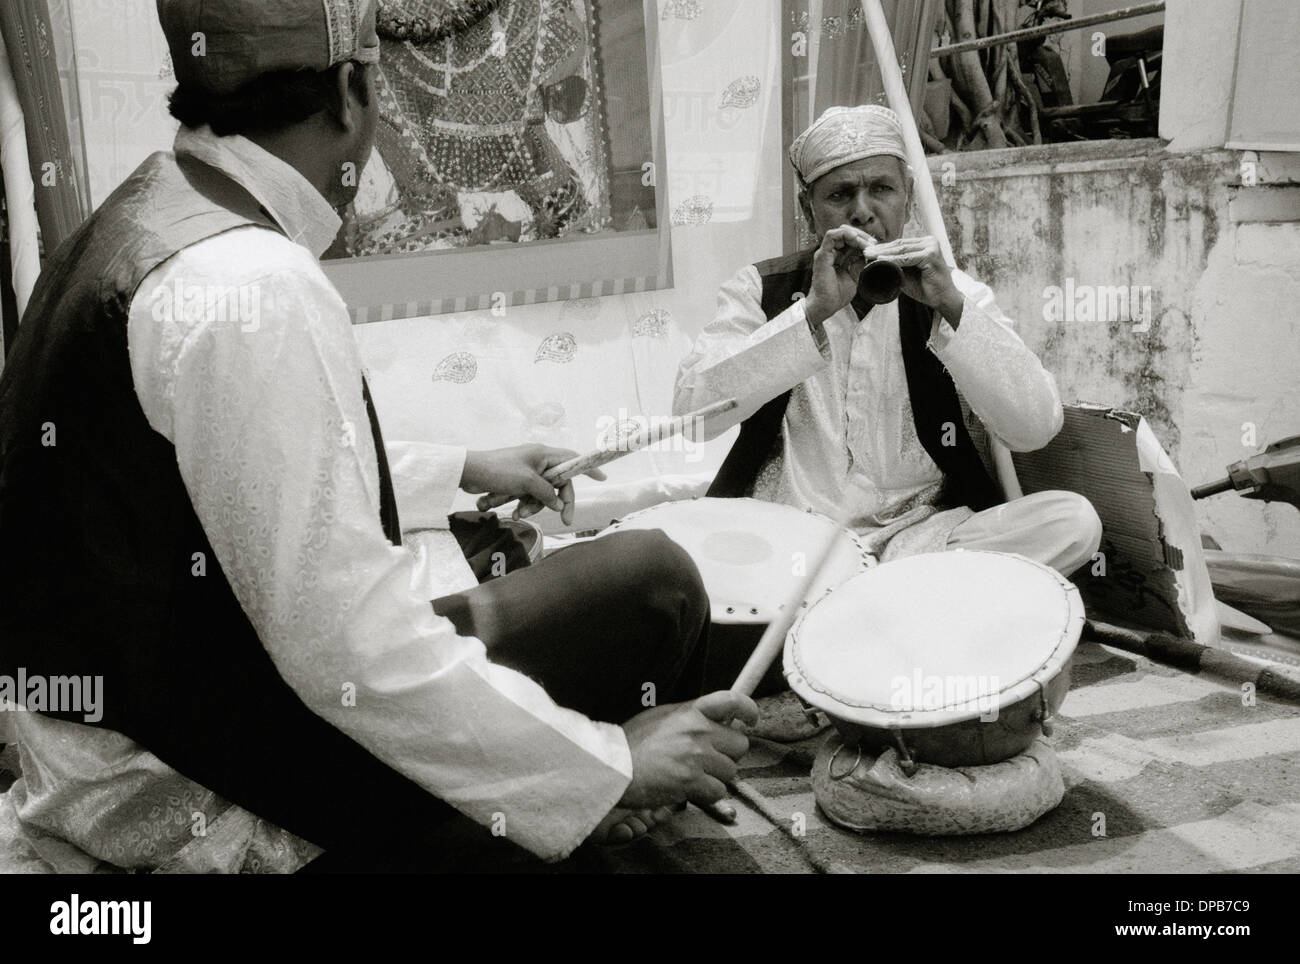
[785, 550, 1084, 729]
[602, 498, 871, 624]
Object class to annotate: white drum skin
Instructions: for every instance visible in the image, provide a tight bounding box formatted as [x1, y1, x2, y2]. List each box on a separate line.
[601, 497, 872, 625]
[785, 550, 1085, 770]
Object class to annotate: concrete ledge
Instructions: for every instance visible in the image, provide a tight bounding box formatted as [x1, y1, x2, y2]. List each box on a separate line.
[927, 138, 1239, 182]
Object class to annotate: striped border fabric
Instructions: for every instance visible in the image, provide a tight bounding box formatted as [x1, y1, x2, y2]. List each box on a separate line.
[348, 275, 661, 325]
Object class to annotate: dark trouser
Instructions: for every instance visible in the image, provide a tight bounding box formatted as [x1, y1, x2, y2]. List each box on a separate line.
[432, 529, 710, 720]
[300, 529, 711, 872]
[444, 514, 774, 699]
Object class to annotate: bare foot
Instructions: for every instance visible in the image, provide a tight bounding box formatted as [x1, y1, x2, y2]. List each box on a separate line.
[590, 805, 677, 846]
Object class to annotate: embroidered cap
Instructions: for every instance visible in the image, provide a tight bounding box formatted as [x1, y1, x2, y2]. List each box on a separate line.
[157, 0, 380, 96]
[789, 105, 910, 186]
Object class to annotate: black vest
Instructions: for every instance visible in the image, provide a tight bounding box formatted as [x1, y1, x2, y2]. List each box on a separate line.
[706, 248, 1001, 512]
[0, 151, 453, 853]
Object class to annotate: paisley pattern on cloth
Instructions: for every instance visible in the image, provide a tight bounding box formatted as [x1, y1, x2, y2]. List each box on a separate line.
[0, 715, 321, 873]
[662, 0, 702, 20]
[526, 401, 567, 432]
[632, 308, 670, 338]
[719, 75, 761, 109]
[534, 331, 578, 363]
[597, 417, 641, 450]
[671, 195, 714, 226]
[432, 350, 479, 383]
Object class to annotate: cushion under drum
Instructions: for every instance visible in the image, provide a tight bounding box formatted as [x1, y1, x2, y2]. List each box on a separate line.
[812, 734, 1064, 836]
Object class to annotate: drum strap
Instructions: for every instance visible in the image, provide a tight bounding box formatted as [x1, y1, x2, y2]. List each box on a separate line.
[706, 248, 1001, 511]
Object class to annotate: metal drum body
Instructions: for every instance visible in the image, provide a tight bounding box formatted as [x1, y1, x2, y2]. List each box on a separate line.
[785, 550, 1084, 771]
[601, 497, 872, 625]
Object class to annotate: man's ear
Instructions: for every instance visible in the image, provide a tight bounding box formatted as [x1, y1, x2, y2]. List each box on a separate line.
[901, 160, 918, 225]
[798, 188, 814, 236]
[333, 61, 359, 132]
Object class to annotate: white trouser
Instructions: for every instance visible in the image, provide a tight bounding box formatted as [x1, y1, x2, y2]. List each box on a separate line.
[946, 490, 1103, 576]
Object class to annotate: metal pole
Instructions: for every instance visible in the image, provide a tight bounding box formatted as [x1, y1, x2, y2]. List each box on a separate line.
[932, 1, 1165, 58]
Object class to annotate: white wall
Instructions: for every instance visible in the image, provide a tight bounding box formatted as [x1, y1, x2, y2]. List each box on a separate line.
[1159, 0, 1242, 152]
[934, 140, 1300, 559]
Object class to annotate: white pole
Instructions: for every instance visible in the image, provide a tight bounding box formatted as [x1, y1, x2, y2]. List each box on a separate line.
[858, 0, 1023, 499]
[859, 0, 953, 264]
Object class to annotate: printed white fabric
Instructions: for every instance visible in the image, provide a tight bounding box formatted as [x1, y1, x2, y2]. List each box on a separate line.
[6, 125, 633, 871]
[674, 263, 1064, 556]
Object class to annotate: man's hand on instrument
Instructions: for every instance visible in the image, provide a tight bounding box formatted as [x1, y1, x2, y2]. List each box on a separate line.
[618, 691, 760, 810]
[803, 225, 878, 328]
[461, 444, 607, 527]
[866, 235, 965, 326]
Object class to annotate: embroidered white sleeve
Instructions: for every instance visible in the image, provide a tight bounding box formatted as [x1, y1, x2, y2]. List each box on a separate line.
[928, 268, 1064, 452]
[385, 440, 467, 530]
[127, 228, 631, 861]
[674, 264, 829, 439]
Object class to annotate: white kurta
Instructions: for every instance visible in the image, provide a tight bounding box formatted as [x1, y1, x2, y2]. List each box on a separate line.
[4, 125, 631, 872]
[674, 263, 1064, 558]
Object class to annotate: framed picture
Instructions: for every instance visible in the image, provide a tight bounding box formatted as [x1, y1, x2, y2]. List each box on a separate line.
[323, 0, 671, 322]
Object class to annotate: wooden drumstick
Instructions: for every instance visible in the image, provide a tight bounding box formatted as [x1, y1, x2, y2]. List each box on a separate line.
[699, 498, 861, 827]
[730, 495, 863, 697]
[541, 398, 738, 486]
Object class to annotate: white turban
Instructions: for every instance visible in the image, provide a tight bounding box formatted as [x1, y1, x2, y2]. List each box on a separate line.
[789, 105, 910, 187]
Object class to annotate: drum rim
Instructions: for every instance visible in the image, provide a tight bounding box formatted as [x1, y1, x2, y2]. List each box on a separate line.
[603, 497, 874, 624]
[783, 550, 1085, 729]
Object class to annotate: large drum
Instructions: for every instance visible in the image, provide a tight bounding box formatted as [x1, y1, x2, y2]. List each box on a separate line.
[785, 549, 1084, 771]
[601, 497, 872, 625]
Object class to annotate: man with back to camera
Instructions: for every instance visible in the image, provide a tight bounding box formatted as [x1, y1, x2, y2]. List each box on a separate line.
[0, 0, 756, 872]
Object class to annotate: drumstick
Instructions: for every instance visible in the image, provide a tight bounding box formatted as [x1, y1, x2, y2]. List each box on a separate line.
[730, 496, 862, 697]
[541, 398, 738, 486]
[695, 498, 861, 827]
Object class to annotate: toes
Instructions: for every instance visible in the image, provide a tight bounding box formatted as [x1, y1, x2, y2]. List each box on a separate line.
[606, 821, 634, 844]
[594, 804, 686, 847]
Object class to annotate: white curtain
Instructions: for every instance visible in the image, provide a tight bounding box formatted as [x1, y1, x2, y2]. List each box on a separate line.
[812, 0, 937, 117]
[0, 28, 38, 341]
